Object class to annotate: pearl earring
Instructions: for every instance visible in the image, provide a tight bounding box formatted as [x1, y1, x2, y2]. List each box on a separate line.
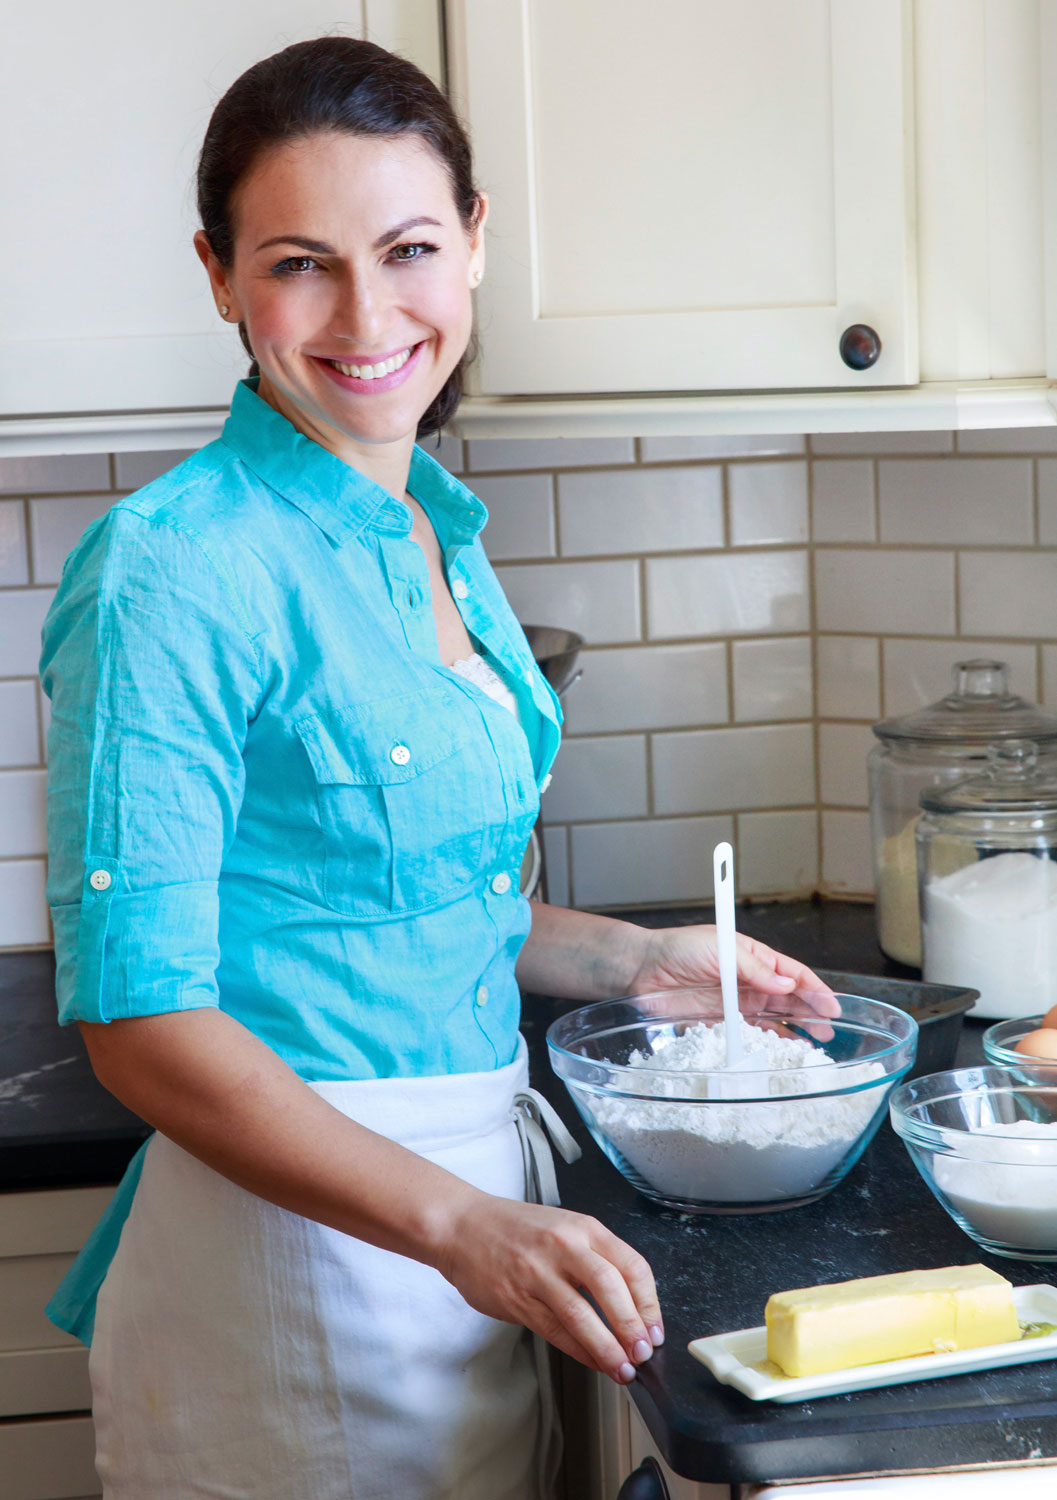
[219, 304, 229, 317]
[471, 270, 482, 285]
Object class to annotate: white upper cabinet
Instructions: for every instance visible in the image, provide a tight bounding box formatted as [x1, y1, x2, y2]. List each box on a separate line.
[449, 0, 917, 395]
[3, 1, 1054, 442]
[0, 1, 441, 420]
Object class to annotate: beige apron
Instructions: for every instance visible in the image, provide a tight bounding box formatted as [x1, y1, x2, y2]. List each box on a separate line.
[88, 1036, 579, 1500]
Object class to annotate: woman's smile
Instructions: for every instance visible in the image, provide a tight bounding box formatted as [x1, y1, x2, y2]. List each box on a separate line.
[312, 341, 424, 392]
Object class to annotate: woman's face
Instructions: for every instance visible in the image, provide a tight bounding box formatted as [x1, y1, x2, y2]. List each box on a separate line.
[196, 130, 485, 461]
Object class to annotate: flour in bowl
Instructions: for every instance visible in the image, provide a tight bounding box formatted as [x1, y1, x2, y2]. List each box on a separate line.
[932, 1119, 1057, 1254]
[585, 1019, 886, 1205]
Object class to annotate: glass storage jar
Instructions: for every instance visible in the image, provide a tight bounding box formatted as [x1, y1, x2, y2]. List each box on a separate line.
[868, 661, 1057, 967]
[917, 741, 1057, 1020]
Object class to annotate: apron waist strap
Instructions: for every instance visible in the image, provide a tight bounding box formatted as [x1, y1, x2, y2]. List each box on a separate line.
[512, 1089, 581, 1208]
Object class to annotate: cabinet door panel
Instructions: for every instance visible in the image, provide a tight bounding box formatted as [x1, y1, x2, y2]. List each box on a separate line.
[626, 1395, 729, 1498]
[453, 0, 916, 394]
[0, 2, 439, 417]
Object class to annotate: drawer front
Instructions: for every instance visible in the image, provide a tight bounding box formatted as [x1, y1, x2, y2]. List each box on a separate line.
[0, 1346, 91, 1419]
[0, 1256, 79, 1352]
[0, 1414, 99, 1500]
[0, 1190, 114, 1258]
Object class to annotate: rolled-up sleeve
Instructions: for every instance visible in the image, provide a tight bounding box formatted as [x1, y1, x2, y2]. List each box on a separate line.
[40, 507, 262, 1025]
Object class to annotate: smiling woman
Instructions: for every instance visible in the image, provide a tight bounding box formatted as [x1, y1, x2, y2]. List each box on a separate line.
[38, 33, 831, 1500]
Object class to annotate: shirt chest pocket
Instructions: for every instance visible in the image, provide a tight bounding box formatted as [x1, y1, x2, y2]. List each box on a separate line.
[295, 692, 492, 919]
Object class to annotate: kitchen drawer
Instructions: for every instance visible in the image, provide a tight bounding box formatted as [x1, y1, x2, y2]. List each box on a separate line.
[748, 1468, 1057, 1496]
[0, 1347, 91, 1419]
[0, 1256, 80, 1352]
[0, 1189, 114, 1259]
[0, 1414, 99, 1500]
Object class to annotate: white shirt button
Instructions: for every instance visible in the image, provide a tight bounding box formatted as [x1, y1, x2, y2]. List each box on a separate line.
[475, 985, 489, 1007]
[452, 579, 469, 600]
[540, 774, 552, 794]
[89, 869, 112, 891]
[389, 744, 411, 766]
[490, 872, 512, 895]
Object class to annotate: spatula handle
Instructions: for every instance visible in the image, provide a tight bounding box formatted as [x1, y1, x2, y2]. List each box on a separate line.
[713, 841, 742, 1060]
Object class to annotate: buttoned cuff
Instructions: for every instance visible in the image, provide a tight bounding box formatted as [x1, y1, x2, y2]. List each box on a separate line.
[53, 878, 222, 1025]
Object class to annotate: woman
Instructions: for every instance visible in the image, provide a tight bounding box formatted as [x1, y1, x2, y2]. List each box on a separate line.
[41, 36, 835, 1500]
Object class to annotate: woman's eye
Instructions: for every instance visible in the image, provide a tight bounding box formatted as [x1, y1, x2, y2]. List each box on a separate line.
[390, 242, 438, 263]
[273, 255, 319, 275]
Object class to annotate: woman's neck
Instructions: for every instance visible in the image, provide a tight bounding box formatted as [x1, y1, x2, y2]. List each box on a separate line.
[256, 374, 415, 500]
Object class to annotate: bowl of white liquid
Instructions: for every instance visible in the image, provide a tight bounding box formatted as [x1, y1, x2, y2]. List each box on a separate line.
[891, 1066, 1057, 1260]
[546, 989, 917, 1214]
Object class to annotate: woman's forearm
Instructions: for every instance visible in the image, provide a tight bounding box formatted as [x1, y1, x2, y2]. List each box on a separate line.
[80, 1007, 473, 1268]
[514, 901, 650, 999]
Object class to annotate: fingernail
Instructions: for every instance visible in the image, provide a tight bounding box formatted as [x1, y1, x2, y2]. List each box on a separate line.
[632, 1338, 652, 1363]
[649, 1324, 665, 1347]
[618, 1361, 636, 1384]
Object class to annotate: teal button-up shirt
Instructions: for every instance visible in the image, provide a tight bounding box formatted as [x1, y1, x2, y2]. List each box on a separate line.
[40, 377, 561, 1342]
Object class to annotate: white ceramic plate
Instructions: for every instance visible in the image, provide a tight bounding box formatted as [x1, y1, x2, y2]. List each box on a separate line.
[688, 1283, 1057, 1403]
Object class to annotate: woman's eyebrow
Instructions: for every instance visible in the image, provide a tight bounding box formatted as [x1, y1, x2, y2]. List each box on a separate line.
[256, 235, 335, 254]
[254, 218, 443, 255]
[372, 216, 442, 248]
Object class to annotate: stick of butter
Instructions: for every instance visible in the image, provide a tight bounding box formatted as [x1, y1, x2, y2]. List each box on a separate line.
[765, 1264, 1019, 1377]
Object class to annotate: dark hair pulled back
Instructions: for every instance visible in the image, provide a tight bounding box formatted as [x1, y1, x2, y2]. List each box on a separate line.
[196, 36, 480, 439]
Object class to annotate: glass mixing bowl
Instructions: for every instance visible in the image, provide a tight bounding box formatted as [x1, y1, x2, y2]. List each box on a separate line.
[890, 1066, 1057, 1260]
[546, 988, 918, 1214]
[982, 1016, 1049, 1068]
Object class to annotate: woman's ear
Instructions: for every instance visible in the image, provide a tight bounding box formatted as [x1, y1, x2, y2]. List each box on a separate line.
[467, 192, 488, 287]
[194, 230, 239, 321]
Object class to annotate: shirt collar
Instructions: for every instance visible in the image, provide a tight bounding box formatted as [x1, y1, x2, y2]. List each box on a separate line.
[219, 378, 488, 549]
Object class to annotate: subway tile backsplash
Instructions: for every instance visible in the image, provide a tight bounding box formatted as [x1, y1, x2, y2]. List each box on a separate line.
[646, 549, 810, 639]
[0, 500, 29, 586]
[8, 425, 1057, 942]
[877, 458, 1033, 545]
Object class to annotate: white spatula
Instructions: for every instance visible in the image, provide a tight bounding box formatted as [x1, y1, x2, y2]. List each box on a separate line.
[712, 841, 760, 1097]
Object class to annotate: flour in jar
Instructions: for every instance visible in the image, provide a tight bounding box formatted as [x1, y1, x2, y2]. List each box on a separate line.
[933, 1119, 1057, 1254]
[586, 1019, 885, 1205]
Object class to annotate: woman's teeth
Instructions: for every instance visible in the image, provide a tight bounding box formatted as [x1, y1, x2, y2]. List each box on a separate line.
[327, 348, 413, 380]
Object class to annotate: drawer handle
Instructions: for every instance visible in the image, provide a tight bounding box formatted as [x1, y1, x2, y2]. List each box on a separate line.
[617, 1455, 670, 1500]
[839, 323, 882, 370]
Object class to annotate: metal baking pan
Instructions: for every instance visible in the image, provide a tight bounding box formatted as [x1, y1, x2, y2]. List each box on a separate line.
[814, 969, 978, 1079]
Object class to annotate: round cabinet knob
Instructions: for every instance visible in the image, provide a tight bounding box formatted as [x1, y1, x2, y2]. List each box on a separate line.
[617, 1456, 670, 1500]
[839, 323, 882, 370]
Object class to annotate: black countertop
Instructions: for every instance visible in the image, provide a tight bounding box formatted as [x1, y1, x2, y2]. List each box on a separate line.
[4, 900, 1057, 1485]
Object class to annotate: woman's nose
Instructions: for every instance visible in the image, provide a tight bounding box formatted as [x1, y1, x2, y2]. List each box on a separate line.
[329, 269, 386, 347]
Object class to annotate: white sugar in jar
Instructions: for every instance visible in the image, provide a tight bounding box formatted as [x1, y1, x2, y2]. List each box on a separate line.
[923, 853, 1057, 1019]
[918, 744, 1057, 1020]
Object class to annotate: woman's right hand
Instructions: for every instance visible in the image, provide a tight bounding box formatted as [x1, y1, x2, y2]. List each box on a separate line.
[434, 1189, 664, 1383]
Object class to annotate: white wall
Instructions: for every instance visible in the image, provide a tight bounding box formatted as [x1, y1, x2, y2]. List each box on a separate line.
[3, 424, 1056, 945]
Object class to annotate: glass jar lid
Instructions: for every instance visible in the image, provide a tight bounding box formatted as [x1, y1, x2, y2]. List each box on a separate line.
[920, 741, 1057, 815]
[872, 660, 1057, 746]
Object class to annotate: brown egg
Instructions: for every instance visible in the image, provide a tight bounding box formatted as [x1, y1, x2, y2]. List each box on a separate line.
[1041, 1003, 1057, 1031]
[1013, 1028, 1057, 1060]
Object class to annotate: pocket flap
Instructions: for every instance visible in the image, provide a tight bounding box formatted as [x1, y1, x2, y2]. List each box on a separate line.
[295, 693, 465, 786]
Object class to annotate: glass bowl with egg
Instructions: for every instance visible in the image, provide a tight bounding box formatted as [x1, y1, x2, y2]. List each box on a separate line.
[890, 1066, 1057, 1259]
[547, 988, 917, 1215]
[983, 1005, 1057, 1070]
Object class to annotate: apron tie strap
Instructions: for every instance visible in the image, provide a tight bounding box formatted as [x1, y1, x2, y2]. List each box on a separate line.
[512, 1088, 581, 1208]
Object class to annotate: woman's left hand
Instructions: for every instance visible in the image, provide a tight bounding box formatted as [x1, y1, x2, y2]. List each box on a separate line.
[627, 925, 841, 1034]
